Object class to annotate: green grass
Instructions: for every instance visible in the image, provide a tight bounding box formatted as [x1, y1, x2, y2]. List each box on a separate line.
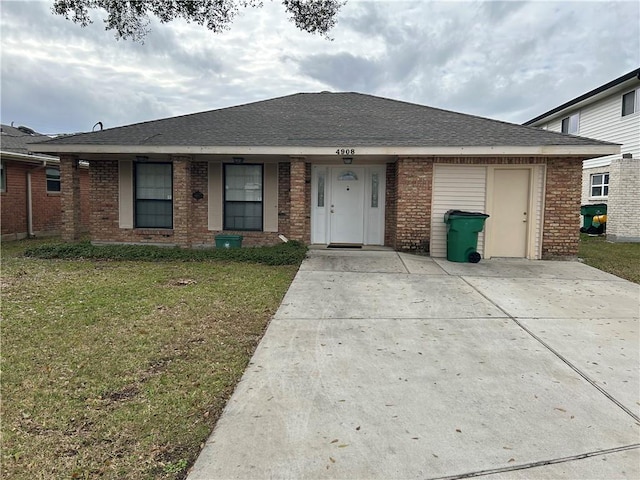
[1, 238, 302, 479]
[578, 234, 640, 284]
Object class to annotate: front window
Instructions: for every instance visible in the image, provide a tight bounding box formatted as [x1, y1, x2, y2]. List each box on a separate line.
[590, 173, 609, 197]
[224, 164, 263, 231]
[0, 160, 5, 192]
[622, 90, 637, 116]
[135, 163, 173, 228]
[561, 113, 579, 134]
[46, 167, 61, 192]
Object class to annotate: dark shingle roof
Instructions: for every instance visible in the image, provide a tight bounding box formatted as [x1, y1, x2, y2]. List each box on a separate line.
[1, 124, 52, 154]
[37, 92, 614, 148]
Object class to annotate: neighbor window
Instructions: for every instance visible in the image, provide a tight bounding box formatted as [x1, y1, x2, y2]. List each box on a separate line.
[0, 160, 5, 192]
[46, 167, 61, 192]
[224, 164, 263, 231]
[622, 89, 638, 116]
[590, 173, 609, 197]
[135, 162, 173, 228]
[561, 113, 579, 134]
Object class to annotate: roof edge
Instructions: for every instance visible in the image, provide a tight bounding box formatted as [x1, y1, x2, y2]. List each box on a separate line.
[29, 144, 620, 158]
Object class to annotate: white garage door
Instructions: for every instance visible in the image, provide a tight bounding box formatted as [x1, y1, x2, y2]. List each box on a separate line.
[431, 165, 487, 258]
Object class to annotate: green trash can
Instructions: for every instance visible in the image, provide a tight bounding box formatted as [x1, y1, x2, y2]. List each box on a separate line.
[580, 203, 607, 233]
[444, 210, 490, 263]
[215, 234, 243, 249]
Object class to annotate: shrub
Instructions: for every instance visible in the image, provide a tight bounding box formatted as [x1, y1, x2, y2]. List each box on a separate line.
[23, 241, 308, 266]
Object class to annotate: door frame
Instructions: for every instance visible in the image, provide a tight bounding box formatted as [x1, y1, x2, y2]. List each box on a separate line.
[484, 165, 544, 260]
[311, 165, 386, 245]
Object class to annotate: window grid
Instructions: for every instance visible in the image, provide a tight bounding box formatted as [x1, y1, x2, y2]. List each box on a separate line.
[590, 173, 609, 197]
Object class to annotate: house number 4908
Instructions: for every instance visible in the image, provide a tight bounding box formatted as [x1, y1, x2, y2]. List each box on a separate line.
[336, 148, 355, 155]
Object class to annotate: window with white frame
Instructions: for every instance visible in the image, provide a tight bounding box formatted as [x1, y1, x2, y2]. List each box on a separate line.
[46, 167, 61, 192]
[622, 89, 639, 116]
[561, 112, 580, 134]
[135, 162, 173, 228]
[224, 164, 263, 231]
[590, 173, 609, 197]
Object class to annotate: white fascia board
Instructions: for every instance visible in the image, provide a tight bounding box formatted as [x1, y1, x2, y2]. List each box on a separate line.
[0, 150, 60, 164]
[31, 144, 620, 157]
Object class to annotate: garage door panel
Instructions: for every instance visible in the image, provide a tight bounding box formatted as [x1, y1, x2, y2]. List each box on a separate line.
[431, 165, 487, 258]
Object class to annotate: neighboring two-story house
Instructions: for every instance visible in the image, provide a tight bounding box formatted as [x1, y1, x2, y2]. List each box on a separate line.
[524, 68, 640, 242]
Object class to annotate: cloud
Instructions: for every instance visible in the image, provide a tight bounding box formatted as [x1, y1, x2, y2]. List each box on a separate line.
[1, 0, 639, 134]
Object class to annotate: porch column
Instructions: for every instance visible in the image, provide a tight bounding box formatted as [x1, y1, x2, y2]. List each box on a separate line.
[60, 155, 82, 242]
[289, 157, 309, 243]
[172, 155, 192, 247]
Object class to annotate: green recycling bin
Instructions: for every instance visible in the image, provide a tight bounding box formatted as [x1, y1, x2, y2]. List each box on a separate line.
[444, 210, 490, 263]
[580, 203, 607, 233]
[215, 234, 243, 249]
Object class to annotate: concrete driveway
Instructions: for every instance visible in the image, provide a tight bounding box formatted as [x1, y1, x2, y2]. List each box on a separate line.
[189, 250, 640, 479]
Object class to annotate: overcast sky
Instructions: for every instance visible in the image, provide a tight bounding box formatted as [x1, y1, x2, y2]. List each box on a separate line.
[1, 0, 639, 135]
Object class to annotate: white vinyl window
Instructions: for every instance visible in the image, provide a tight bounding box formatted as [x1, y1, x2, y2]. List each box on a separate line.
[590, 173, 609, 198]
[561, 113, 580, 134]
[622, 89, 639, 116]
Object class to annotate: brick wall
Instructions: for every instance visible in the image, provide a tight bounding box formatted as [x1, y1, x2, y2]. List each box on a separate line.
[542, 157, 583, 258]
[1, 158, 89, 240]
[393, 157, 433, 250]
[289, 158, 310, 242]
[384, 162, 397, 248]
[607, 157, 640, 242]
[278, 162, 291, 238]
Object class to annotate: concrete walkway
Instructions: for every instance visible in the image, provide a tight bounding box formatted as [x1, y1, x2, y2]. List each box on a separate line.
[188, 250, 640, 479]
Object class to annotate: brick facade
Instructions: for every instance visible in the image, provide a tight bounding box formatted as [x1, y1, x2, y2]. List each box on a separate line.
[0, 157, 89, 240]
[278, 162, 291, 238]
[288, 158, 310, 243]
[541, 157, 583, 258]
[606, 157, 640, 242]
[80, 155, 584, 257]
[392, 157, 433, 250]
[384, 162, 397, 248]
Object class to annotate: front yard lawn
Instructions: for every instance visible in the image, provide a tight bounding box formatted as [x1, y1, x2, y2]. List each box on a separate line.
[1, 239, 301, 479]
[578, 233, 640, 284]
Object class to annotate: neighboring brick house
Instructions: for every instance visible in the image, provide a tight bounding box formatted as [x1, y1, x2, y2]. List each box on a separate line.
[0, 124, 90, 240]
[33, 93, 617, 259]
[525, 68, 640, 242]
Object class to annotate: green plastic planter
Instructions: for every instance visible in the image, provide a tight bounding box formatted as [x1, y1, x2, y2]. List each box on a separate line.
[215, 234, 243, 249]
[444, 210, 490, 263]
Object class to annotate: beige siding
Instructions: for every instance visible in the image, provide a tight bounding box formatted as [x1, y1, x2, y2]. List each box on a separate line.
[208, 162, 223, 230]
[118, 160, 133, 229]
[263, 163, 278, 232]
[430, 165, 486, 258]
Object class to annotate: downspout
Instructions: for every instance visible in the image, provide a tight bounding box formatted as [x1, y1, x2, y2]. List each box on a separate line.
[26, 160, 49, 238]
[27, 170, 33, 237]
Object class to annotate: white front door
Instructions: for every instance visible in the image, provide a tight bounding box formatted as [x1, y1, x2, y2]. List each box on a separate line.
[330, 167, 365, 244]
